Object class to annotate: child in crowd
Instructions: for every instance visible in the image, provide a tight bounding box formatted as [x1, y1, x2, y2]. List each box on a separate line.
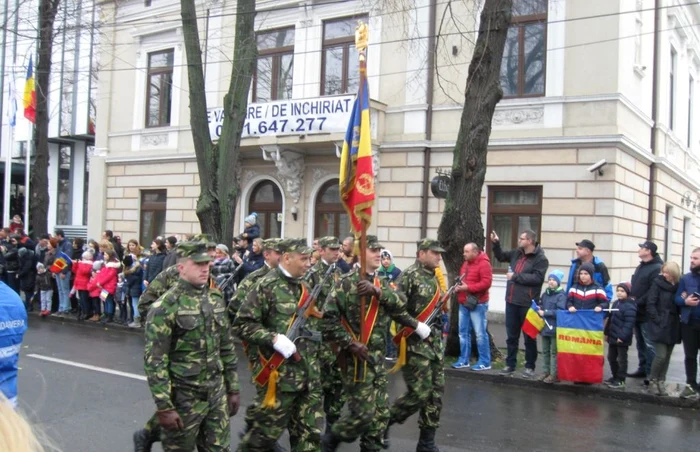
[115, 273, 127, 325]
[567, 262, 609, 312]
[35, 263, 53, 317]
[72, 251, 94, 321]
[538, 270, 567, 384]
[605, 282, 637, 389]
[87, 261, 103, 321]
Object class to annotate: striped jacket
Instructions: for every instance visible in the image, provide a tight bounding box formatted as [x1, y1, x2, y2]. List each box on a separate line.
[566, 282, 609, 310]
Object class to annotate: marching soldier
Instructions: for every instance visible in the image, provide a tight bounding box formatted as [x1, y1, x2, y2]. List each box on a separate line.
[233, 238, 323, 451]
[303, 236, 344, 434]
[321, 235, 430, 452]
[386, 238, 446, 452]
[143, 239, 240, 451]
[134, 237, 217, 451]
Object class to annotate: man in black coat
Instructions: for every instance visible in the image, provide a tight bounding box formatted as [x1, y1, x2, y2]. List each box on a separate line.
[490, 229, 549, 378]
[628, 241, 664, 379]
[103, 230, 124, 260]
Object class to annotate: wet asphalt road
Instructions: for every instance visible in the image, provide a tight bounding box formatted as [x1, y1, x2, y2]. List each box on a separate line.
[16, 320, 700, 452]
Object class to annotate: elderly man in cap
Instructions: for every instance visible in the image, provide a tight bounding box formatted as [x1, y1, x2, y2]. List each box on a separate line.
[383, 238, 446, 452]
[566, 239, 613, 301]
[234, 238, 322, 451]
[143, 239, 240, 451]
[629, 240, 664, 381]
[304, 236, 345, 435]
[321, 235, 424, 452]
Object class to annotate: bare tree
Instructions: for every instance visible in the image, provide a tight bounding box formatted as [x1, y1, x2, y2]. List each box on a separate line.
[437, 0, 513, 357]
[180, 0, 256, 247]
[31, 0, 61, 236]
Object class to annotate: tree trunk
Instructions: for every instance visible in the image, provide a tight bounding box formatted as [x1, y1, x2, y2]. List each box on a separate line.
[437, 0, 513, 357]
[180, 0, 256, 248]
[31, 0, 61, 236]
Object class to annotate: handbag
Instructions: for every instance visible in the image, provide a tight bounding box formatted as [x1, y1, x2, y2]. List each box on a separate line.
[465, 294, 479, 311]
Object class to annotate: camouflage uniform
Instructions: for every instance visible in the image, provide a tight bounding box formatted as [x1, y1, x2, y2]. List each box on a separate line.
[322, 235, 418, 451]
[233, 238, 323, 452]
[144, 241, 239, 451]
[389, 239, 446, 445]
[304, 236, 344, 428]
[139, 265, 180, 319]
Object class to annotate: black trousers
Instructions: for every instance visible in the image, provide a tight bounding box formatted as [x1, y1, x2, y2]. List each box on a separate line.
[505, 303, 538, 369]
[681, 320, 700, 388]
[608, 344, 629, 382]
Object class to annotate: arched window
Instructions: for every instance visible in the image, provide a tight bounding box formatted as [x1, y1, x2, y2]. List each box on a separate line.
[314, 179, 349, 239]
[249, 180, 282, 238]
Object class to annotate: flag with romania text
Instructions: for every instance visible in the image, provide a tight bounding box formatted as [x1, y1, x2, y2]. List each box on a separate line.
[339, 68, 374, 233]
[556, 310, 605, 383]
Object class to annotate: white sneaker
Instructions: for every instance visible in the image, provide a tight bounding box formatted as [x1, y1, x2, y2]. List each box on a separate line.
[128, 322, 141, 328]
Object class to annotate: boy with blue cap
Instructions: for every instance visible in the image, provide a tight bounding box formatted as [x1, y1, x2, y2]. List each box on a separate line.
[537, 269, 567, 383]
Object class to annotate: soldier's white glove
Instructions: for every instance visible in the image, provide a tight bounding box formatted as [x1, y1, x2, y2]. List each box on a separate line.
[415, 322, 431, 340]
[273, 334, 297, 359]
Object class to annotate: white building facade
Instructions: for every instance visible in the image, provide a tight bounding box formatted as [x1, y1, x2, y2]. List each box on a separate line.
[89, 0, 700, 314]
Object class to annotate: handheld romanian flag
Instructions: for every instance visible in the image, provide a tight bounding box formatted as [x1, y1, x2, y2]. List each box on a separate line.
[23, 55, 36, 123]
[49, 251, 73, 274]
[556, 310, 605, 383]
[339, 39, 374, 234]
[522, 300, 545, 339]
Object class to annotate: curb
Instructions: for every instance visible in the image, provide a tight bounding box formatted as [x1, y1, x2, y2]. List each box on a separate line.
[445, 367, 700, 410]
[27, 311, 144, 336]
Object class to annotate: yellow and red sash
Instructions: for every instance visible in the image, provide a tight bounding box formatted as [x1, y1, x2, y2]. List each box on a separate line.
[254, 284, 310, 407]
[389, 284, 441, 373]
[340, 276, 380, 382]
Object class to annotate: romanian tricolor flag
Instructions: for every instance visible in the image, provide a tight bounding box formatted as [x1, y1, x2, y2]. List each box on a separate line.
[49, 251, 73, 274]
[339, 55, 374, 233]
[556, 310, 605, 383]
[522, 300, 545, 339]
[23, 55, 36, 123]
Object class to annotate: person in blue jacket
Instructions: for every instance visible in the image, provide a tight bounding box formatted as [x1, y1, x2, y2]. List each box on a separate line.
[0, 280, 28, 408]
[566, 239, 613, 300]
[378, 250, 402, 283]
[537, 270, 567, 384]
[675, 247, 700, 400]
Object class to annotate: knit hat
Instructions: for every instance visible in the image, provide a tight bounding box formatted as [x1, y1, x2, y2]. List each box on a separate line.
[548, 269, 565, 286]
[216, 244, 229, 254]
[82, 251, 93, 260]
[617, 281, 631, 296]
[244, 214, 257, 225]
[579, 262, 595, 277]
[381, 249, 394, 261]
[36, 262, 45, 271]
[92, 261, 103, 271]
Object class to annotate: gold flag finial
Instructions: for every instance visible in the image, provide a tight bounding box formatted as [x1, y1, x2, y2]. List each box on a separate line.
[355, 22, 368, 53]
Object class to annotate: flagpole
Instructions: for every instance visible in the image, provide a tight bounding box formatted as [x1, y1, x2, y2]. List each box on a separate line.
[24, 124, 31, 229]
[356, 23, 368, 347]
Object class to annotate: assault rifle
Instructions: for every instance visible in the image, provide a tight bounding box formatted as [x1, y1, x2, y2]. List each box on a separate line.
[286, 263, 336, 361]
[218, 251, 249, 292]
[425, 274, 464, 327]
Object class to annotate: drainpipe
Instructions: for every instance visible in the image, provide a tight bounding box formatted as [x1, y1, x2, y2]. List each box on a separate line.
[420, 0, 437, 238]
[646, 0, 661, 240]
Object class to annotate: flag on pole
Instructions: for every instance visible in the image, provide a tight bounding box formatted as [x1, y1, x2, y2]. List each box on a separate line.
[339, 51, 374, 233]
[7, 73, 17, 127]
[522, 300, 545, 339]
[556, 310, 605, 383]
[23, 55, 36, 123]
[49, 251, 73, 274]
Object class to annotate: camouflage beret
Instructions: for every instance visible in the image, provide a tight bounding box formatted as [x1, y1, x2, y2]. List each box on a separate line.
[176, 240, 213, 263]
[416, 238, 446, 253]
[278, 238, 312, 254]
[263, 238, 282, 252]
[318, 236, 341, 249]
[366, 235, 383, 250]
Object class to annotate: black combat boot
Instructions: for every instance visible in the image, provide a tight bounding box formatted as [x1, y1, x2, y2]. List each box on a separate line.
[324, 416, 338, 437]
[320, 431, 341, 452]
[382, 423, 392, 450]
[416, 428, 440, 452]
[133, 429, 153, 452]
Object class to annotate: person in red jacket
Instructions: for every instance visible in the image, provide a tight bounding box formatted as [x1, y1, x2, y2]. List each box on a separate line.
[453, 243, 493, 370]
[72, 251, 94, 321]
[94, 249, 121, 324]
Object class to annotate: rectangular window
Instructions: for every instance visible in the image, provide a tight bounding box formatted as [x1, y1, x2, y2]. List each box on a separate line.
[254, 28, 295, 102]
[670, 48, 677, 130]
[321, 16, 367, 96]
[664, 205, 673, 262]
[57, 144, 73, 225]
[500, 0, 547, 98]
[146, 49, 174, 128]
[689, 75, 694, 147]
[683, 217, 692, 271]
[486, 186, 543, 272]
[140, 190, 167, 246]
